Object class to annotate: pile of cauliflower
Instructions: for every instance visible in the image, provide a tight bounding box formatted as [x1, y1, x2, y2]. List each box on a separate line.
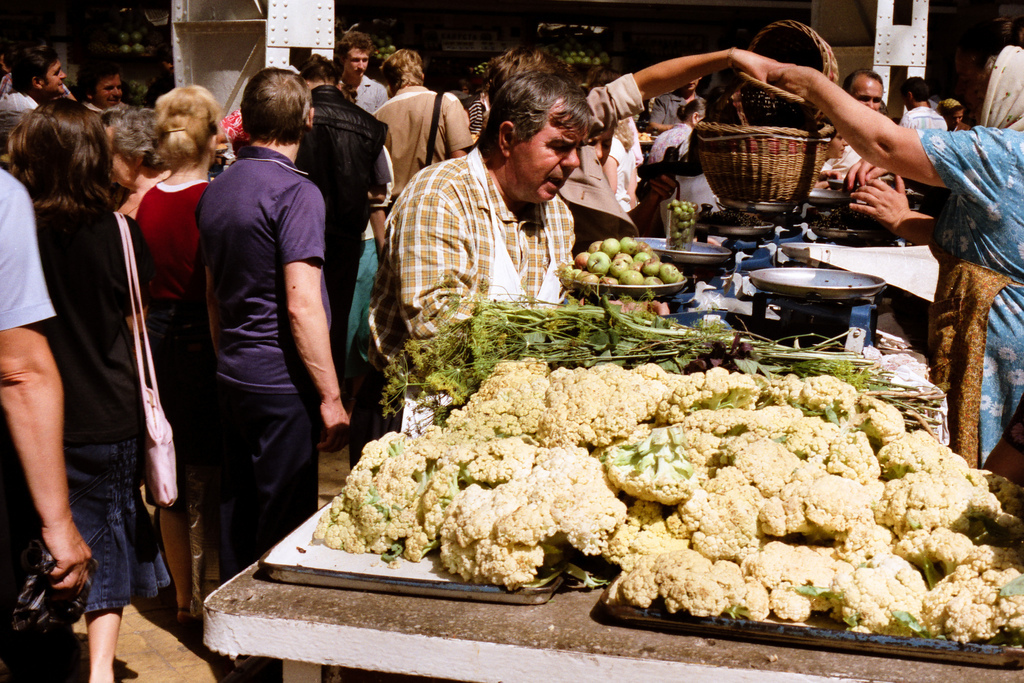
[314, 361, 1024, 644]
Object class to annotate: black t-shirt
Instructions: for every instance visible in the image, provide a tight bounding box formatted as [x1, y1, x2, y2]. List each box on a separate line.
[36, 213, 155, 443]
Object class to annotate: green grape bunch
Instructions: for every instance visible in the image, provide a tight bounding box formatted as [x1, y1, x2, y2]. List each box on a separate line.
[666, 199, 697, 249]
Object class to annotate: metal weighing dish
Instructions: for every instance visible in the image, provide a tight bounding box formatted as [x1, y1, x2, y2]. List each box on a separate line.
[695, 222, 776, 238]
[719, 197, 800, 214]
[807, 187, 853, 207]
[568, 279, 688, 299]
[748, 267, 886, 301]
[639, 237, 732, 266]
[810, 225, 895, 243]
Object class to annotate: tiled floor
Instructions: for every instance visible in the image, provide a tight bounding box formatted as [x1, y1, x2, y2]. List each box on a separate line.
[1, 447, 351, 683]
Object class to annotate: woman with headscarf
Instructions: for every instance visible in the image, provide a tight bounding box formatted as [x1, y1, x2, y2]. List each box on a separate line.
[730, 17, 1024, 472]
[9, 99, 168, 683]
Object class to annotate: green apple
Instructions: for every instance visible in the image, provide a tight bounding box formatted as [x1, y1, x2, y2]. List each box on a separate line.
[608, 259, 630, 279]
[643, 276, 664, 286]
[619, 269, 644, 285]
[587, 251, 611, 275]
[619, 236, 639, 256]
[587, 240, 603, 254]
[659, 263, 683, 284]
[632, 252, 652, 265]
[580, 273, 601, 285]
[600, 238, 621, 257]
[641, 259, 663, 277]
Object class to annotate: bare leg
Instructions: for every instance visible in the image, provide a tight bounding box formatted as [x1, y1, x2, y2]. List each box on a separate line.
[85, 608, 123, 683]
[160, 508, 193, 617]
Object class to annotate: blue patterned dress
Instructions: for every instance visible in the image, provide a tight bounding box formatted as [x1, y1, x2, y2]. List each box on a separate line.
[921, 127, 1024, 463]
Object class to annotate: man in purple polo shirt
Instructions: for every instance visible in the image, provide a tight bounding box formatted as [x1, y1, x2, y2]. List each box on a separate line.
[197, 67, 347, 580]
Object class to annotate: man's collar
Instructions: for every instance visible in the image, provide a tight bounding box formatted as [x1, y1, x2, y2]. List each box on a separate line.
[236, 145, 306, 174]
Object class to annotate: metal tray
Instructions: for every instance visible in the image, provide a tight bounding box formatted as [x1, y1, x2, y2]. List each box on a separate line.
[718, 197, 801, 214]
[748, 267, 886, 300]
[598, 589, 1024, 669]
[695, 222, 776, 238]
[811, 225, 896, 243]
[640, 237, 732, 266]
[260, 509, 560, 605]
[807, 187, 853, 207]
[567, 279, 688, 299]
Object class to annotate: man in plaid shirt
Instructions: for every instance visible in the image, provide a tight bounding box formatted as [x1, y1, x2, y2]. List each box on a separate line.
[350, 71, 591, 460]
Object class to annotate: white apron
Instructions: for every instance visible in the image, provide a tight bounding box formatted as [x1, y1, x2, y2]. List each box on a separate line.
[400, 149, 563, 435]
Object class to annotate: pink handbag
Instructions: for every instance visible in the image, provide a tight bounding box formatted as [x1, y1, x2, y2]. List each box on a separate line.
[115, 212, 178, 508]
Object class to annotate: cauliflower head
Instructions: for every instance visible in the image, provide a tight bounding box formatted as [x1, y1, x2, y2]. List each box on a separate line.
[874, 471, 1003, 538]
[443, 361, 550, 440]
[598, 424, 704, 505]
[762, 374, 858, 421]
[655, 367, 761, 424]
[678, 467, 765, 563]
[438, 446, 627, 589]
[537, 364, 673, 448]
[720, 433, 804, 498]
[831, 553, 929, 637]
[876, 430, 969, 481]
[603, 499, 690, 572]
[656, 551, 769, 620]
[849, 395, 906, 450]
[741, 541, 848, 621]
[919, 565, 1024, 643]
[759, 474, 878, 540]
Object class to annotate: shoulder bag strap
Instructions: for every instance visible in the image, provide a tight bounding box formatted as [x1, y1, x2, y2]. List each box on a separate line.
[114, 212, 162, 405]
[426, 92, 444, 165]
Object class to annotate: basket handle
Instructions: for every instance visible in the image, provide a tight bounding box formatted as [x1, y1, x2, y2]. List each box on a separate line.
[735, 71, 811, 108]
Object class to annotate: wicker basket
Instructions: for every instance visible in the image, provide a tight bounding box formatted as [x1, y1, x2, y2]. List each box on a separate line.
[749, 20, 838, 83]
[696, 20, 837, 204]
[697, 120, 834, 204]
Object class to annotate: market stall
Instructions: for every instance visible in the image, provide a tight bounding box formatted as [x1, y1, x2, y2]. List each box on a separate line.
[204, 562, 1024, 683]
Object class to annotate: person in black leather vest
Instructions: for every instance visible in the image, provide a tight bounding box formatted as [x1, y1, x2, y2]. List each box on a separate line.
[296, 55, 390, 404]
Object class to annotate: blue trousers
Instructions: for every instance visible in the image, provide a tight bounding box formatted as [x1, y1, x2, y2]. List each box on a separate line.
[217, 383, 320, 581]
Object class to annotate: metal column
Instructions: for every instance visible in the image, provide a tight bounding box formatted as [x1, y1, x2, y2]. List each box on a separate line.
[172, 0, 334, 114]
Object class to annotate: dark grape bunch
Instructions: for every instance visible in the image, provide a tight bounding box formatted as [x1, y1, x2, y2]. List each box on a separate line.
[810, 207, 886, 232]
[699, 209, 764, 227]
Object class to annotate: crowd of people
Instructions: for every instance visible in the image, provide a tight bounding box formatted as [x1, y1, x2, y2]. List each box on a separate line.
[3, 16, 1024, 682]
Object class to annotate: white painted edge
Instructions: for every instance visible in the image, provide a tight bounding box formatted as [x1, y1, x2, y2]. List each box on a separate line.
[204, 607, 866, 683]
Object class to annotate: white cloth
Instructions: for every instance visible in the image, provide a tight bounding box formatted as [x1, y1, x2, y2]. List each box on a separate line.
[820, 145, 863, 179]
[899, 106, 947, 130]
[980, 45, 1024, 131]
[465, 148, 561, 303]
[0, 91, 36, 148]
[609, 137, 634, 213]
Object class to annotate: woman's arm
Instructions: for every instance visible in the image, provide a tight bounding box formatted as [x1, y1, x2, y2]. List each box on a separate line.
[729, 52, 944, 187]
[633, 50, 733, 101]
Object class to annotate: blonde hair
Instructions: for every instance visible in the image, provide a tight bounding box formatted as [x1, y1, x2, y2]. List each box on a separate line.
[155, 85, 222, 168]
[613, 119, 632, 150]
[382, 49, 424, 91]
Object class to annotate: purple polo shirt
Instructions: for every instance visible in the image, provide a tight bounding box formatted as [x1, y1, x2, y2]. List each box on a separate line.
[197, 145, 329, 394]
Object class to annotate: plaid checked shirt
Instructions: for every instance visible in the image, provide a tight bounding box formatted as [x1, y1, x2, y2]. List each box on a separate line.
[369, 155, 574, 369]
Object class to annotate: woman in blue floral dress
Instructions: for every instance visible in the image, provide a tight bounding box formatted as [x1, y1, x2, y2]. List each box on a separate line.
[729, 17, 1024, 471]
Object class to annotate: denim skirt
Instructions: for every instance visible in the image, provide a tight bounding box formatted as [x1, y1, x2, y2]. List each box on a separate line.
[66, 438, 169, 612]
